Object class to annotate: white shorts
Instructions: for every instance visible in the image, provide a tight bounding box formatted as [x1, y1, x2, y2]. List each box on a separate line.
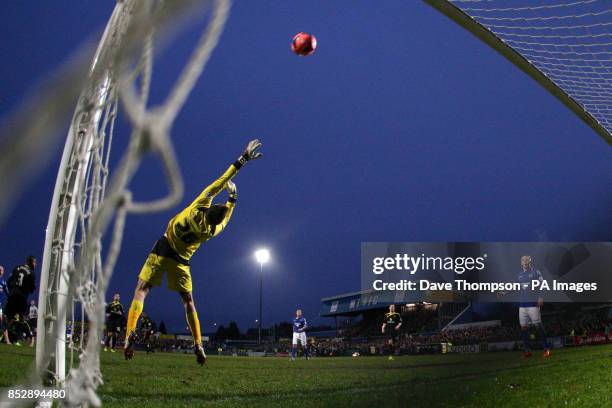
[519, 306, 541, 326]
[292, 331, 307, 346]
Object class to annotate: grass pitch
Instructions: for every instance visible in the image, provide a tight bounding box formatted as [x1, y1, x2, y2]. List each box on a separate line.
[0, 344, 610, 407]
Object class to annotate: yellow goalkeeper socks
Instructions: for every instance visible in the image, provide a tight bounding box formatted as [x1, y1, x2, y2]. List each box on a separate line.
[126, 299, 144, 340]
[186, 310, 202, 345]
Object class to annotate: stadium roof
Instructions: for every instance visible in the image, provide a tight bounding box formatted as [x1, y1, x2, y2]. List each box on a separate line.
[320, 289, 467, 317]
[320, 290, 391, 317]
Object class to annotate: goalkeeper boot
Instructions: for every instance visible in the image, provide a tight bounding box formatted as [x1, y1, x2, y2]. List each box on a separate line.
[124, 333, 136, 360]
[195, 344, 207, 365]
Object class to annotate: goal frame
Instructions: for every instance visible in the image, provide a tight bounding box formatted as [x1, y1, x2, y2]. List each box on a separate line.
[30, 2, 233, 402]
[35, 1, 132, 384]
[423, 0, 612, 146]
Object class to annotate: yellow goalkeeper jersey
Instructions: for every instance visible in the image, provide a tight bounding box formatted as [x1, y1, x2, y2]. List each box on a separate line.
[165, 163, 238, 260]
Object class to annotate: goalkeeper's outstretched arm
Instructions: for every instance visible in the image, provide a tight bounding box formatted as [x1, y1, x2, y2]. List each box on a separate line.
[189, 139, 262, 209]
[214, 181, 237, 236]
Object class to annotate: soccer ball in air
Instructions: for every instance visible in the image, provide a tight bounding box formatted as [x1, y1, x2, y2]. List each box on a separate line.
[292, 32, 317, 56]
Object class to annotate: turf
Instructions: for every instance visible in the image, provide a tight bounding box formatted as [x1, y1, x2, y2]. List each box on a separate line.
[0, 344, 610, 407]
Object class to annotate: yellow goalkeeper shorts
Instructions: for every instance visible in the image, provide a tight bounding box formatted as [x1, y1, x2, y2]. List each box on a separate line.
[138, 237, 192, 293]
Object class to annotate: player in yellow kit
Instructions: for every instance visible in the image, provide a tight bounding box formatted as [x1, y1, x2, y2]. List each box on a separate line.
[124, 139, 263, 364]
[382, 304, 402, 361]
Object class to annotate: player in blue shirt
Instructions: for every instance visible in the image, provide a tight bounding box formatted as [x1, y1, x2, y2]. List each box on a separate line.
[517, 256, 550, 358]
[291, 309, 309, 360]
[0, 266, 11, 344]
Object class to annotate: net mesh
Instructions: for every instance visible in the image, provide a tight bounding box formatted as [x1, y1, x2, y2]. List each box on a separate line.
[445, 0, 612, 141]
[0, 0, 231, 406]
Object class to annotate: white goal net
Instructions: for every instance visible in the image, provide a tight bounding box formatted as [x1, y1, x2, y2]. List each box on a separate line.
[0, 0, 231, 406]
[425, 0, 612, 145]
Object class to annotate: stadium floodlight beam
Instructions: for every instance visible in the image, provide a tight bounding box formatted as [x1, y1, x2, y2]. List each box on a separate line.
[255, 248, 270, 264]
[254, 248, 270, 346]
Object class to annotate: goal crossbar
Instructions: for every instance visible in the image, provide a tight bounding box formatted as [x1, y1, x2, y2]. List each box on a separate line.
[424, 0, 612, 146]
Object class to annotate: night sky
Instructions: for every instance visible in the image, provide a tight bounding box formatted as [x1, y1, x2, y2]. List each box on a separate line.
[1, 1, 611, 333]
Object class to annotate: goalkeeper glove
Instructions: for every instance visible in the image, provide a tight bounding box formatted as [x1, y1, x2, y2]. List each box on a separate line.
[235, 139, 263, 168]
[226, 180, 238, 203]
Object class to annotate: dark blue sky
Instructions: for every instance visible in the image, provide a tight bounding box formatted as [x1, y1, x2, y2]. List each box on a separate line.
[1, 1, 611, 332]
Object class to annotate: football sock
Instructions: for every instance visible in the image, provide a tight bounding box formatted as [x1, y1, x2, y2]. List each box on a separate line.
[303, 347, 309, 358]
[186, 310, 202, 346]
[521, 329, 530, 351]
[126, 299, 143, 341]
[291, 347, 297, 358]
[538, 324, 548, 349]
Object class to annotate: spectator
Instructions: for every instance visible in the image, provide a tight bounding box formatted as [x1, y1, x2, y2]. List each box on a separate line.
[28, 300, 38, 342]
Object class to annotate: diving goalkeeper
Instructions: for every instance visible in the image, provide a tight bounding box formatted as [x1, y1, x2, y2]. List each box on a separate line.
[124, 139, 263, 365]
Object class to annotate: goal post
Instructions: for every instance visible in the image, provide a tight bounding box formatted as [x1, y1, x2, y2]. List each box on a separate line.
[35, 0, 126, 384]
[424, 0, 612, 146]
[7, 1, 234, 406]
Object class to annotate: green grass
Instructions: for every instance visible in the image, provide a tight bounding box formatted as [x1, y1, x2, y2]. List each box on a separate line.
[0, 344, 611, 407]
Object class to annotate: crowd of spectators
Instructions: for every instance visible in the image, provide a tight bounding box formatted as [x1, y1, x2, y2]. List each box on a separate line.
[3, 266, 610, 358]
[338, 306, 439, 339]
[308, 306, 612, 356]
[64, 308, 612, 357]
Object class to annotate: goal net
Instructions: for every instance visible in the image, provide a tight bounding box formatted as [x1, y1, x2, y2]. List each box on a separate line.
[0, 0, 231, 406]
[425, 0, 612, 145]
